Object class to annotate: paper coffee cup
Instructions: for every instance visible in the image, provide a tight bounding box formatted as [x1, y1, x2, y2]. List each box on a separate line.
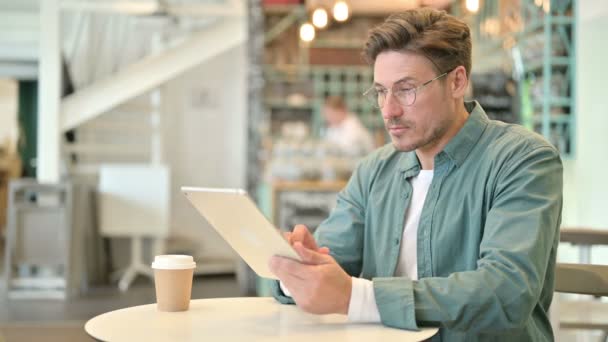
[152, 255, 196, 312]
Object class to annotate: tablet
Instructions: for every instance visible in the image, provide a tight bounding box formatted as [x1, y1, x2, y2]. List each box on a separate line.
[181, 187, 301, 279]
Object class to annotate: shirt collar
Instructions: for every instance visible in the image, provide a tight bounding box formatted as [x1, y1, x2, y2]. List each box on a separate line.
[399, 151, 420, 178]
[442, 100, 488, 167]
[398, 100, 488, 173]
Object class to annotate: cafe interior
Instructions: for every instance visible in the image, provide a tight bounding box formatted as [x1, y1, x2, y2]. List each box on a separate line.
[0, 0, 606, 341]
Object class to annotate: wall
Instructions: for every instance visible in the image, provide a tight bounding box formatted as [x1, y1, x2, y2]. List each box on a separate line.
[560, 0, 608, 262]
[162, 42, 247, 264]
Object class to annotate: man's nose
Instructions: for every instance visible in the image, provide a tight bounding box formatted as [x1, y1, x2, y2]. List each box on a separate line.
[381, 91, 403, 120]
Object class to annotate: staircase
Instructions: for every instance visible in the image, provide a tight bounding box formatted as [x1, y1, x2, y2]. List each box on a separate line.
[65, 94, 161, 176]
[57, 11, 244, 178]
[0, 0, 39, 80]
[2, 0, 249, 283]
[62, 12, 171, 176]
[1, 0, 246, 176]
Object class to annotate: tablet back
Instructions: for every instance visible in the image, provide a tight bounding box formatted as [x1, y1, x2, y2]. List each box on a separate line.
[181, 187, 301, 279]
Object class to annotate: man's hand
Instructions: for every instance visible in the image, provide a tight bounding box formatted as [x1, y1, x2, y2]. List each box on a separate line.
[283, 224, 330, 255]
[269, 242, 352, 315]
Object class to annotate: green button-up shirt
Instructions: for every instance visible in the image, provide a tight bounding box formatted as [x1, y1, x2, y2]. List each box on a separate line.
[272, 101, 563, 341]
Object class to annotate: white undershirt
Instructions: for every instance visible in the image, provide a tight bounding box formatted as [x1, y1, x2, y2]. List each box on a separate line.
[395, 170, 434, 280]
[347, 170, 433, 322]
[281, 170, 434, 322]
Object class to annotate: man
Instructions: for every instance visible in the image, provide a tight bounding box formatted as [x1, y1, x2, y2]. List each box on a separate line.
[269, 8, 562, 342]
[323, 95, 375, 156]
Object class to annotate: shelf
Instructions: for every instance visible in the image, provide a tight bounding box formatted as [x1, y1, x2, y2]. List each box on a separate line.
[264, 99, 314, 109]
[523, 56, 570, 74]
[263, 66, 383, 142]
[533, 97, 572, 110]
[11, 276, 66, 289]
[13, 204, 67, 211]
[464, 0, 575, 150]
[311, 40, 367, 49]
[552, 16, 574, 25]
[476, 95, 512, 109]
[518, 15, 574, 37]
[532, 114, 572, 125]
[272, 180, 348, 192]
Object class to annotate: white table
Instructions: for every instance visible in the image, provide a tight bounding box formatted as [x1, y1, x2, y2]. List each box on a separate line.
[85, 297, 438, 341]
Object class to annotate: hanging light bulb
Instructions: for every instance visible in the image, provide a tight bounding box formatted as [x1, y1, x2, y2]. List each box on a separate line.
[465, 0, 479, 13]
[333, 1, 349, 22]
[542, 0, 550, 13]
[299, 22, 315, 42]
[312, 8, 328, 29]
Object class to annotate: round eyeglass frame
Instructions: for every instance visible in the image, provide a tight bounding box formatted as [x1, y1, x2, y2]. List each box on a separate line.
[362, 70, 451, 108]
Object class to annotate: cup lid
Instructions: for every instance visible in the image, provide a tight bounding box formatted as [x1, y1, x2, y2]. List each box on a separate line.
[152, 255, 196, 270]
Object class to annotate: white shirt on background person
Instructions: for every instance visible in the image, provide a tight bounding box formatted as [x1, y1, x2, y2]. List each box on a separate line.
[325, 114, 375, 155]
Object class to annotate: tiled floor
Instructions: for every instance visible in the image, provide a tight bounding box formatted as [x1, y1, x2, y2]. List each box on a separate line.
[0, 275, 242, 322]
[0, 323, 93, 342]
[0, 275, 242, 342]
[0, 238, 242, 341]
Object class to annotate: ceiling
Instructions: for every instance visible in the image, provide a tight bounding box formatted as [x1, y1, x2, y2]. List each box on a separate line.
[305, 0, 454, 15]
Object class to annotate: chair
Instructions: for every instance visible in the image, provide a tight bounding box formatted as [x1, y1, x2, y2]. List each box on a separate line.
[3, 180, 76, 299]
[553, 228, 608, 341]
[560, 228, 608, 263]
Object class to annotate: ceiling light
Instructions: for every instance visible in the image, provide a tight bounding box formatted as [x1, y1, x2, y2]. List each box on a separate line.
[299, 22, 315, 42]
[543, 0, 551, 13]
[333, 1, 349, 22]
[312, 8, 328, 29]
[465, 0, 479, 13]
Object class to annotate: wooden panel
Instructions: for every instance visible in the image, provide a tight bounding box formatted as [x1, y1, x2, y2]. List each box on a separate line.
[271, 180, 347, 230]
[560, 228, 608, 246]
[309, 48, 367, 66]
[555, 263, 608, 296]
[263, 0, 302, 5]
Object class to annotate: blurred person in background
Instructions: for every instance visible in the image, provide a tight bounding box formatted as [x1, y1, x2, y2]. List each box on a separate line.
[323, 96, 375, 156]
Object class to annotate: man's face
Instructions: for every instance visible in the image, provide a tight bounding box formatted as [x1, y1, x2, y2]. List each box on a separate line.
[373, 51, 455, 152]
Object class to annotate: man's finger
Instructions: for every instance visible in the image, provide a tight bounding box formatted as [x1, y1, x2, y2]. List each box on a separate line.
[282, 231, 292, 244]
[293, 224, 308, 232]
[293, 242, 332, 265]
[318, 246, 331, 254]
[291, 225, 310, 242]
[292, 225, 320, 250]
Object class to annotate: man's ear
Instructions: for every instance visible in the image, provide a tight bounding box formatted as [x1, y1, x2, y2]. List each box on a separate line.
[450, 66, 468, 99]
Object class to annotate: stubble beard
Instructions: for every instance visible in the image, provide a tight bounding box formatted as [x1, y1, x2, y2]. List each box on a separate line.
[387, 117, 453, 153]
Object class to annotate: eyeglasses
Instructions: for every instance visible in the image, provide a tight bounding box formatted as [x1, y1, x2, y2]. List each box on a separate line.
[363, 71, 450, 108]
